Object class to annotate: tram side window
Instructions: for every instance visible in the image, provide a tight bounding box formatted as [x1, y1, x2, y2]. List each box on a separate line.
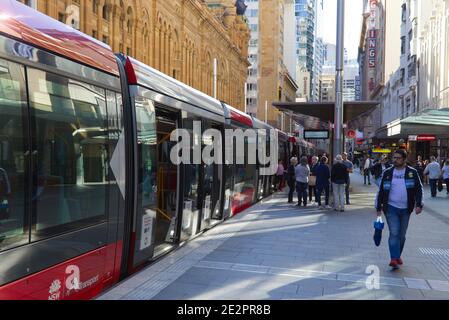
[135, 96, 157, 210]
[27, 68, 108, 240]
[0, 59, 29, 252]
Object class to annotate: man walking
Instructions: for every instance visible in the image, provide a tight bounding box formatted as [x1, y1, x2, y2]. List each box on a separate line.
[363, 155, 372, 185]
[424, 156, 442, 197]
[376, 149, 423, 269]
[342, 152, 354, 205]
[331, 155, 349, 212]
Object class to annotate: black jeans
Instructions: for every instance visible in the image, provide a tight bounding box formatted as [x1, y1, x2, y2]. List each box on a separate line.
[296, 182, 308, 206]
[288, 180, 295, 203]
[445, 179, 449, 194]
[308, 185, 316, 202]
[430, 179, 438, 197]
[316, 184, 330, 206]
[364, 170, 371, 184]
[345, 176, 351, 204]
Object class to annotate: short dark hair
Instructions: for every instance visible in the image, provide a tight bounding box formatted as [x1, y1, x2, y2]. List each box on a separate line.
[394, 149, 407, 159]
[320, 156, 328, 164]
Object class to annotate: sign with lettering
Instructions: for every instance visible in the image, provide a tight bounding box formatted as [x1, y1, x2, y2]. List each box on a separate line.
[304, 130, 329, 139]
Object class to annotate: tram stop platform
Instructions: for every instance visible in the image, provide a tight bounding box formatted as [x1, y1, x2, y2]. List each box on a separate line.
[97, 172, 449, 300]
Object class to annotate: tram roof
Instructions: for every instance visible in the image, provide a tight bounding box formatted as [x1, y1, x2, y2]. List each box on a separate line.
[126, 57, 225, 119]
[221, 103, 253, 127]
[251, 116, 274, 130]
[0, 1, 119, 76]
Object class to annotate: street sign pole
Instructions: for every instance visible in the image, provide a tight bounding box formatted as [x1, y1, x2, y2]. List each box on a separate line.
[334, 0, 345, 158]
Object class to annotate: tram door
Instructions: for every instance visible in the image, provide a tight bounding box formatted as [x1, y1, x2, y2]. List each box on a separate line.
[132, 100, 180, 268]
[199, 121, 222, 231]
[180, 118, 201, 241]
[256, 131, 265, 201]
[154, 108, 180, 255]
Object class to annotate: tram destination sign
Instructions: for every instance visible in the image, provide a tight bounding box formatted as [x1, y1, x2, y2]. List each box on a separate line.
[304, 130, 329, 140]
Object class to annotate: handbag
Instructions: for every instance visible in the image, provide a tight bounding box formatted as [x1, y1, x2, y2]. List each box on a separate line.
[308, 175, 316, 187]
[373, 216, 384, 247]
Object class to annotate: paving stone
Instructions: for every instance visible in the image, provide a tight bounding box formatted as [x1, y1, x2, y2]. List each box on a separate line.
[427, 280, 449, 292]
[404, 277, 431, 290]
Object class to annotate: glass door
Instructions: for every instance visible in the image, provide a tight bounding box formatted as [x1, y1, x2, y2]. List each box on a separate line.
[180, 118, 200, 241]
[199, 121, 222, 231]
[154, 107, 179, 255]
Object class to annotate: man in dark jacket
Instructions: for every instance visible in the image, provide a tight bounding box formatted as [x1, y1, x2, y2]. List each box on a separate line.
[331, 155, 349, 212]
[376, 149, 423, 269]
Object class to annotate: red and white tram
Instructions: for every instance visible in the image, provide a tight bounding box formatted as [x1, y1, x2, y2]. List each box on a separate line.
[0, 1, 306, 300]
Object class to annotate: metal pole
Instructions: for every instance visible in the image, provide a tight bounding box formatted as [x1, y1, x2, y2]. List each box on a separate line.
[290, 111, 293, 134]
[334, 0, 345, 157]
[244, 83, 247, 113]
[213, 58, 217, 99]
[265, 100, 268, 123]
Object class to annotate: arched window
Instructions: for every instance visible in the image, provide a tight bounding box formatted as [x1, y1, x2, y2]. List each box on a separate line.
[93, 0, 99, 14]
[102, 5, 109, 20]
[126, 7, 133, 34]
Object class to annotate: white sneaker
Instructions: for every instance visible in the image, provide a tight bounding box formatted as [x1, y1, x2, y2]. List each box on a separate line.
[325, 205, 332, 210]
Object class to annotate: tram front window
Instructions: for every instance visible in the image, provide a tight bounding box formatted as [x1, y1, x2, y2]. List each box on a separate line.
[27, 68, 108, 240]
[0, 59, 29, 252]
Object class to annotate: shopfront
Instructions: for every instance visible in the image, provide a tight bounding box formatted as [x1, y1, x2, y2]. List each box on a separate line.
[375, 108, 449, 163]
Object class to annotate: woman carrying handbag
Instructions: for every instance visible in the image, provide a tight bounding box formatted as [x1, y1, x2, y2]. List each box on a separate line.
[309, 156, 318, 204]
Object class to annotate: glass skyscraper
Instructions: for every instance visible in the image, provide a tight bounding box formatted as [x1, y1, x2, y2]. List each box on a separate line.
[295, 0, 317, 100]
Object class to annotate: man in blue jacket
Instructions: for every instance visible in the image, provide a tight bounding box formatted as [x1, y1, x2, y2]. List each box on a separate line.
[315, 156, 331, 209]
[376, 149, 423, 269]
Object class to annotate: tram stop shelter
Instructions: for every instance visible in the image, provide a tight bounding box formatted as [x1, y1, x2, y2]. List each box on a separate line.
[273, 101, 380, 158]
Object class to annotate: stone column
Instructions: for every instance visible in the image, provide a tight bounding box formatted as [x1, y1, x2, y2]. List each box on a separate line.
[154, 26, 160, 69]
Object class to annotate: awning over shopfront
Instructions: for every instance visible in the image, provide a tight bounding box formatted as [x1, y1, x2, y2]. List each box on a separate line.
[376, 108, 449, 139]
[273, 101, 380, 129]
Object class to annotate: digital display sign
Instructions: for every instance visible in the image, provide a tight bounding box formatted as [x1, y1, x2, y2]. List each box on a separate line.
[304, 130, 329, 139]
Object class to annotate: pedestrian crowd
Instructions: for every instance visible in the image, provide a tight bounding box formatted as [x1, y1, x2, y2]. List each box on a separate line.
[358, 153, 449, 197]
[281, 152, 353, 212]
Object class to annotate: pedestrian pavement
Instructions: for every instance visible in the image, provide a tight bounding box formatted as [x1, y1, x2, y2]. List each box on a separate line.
[97, 171, 449, 300]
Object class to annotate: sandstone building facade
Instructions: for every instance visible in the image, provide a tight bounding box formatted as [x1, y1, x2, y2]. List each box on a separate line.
[18, 0, 250, 110]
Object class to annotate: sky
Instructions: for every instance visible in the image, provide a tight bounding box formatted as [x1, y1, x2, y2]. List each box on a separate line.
[318, 0, 364, 59]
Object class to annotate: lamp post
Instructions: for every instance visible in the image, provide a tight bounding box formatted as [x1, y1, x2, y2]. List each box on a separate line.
[334, 0, 345, 157]
[213, 58, 217, 99]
